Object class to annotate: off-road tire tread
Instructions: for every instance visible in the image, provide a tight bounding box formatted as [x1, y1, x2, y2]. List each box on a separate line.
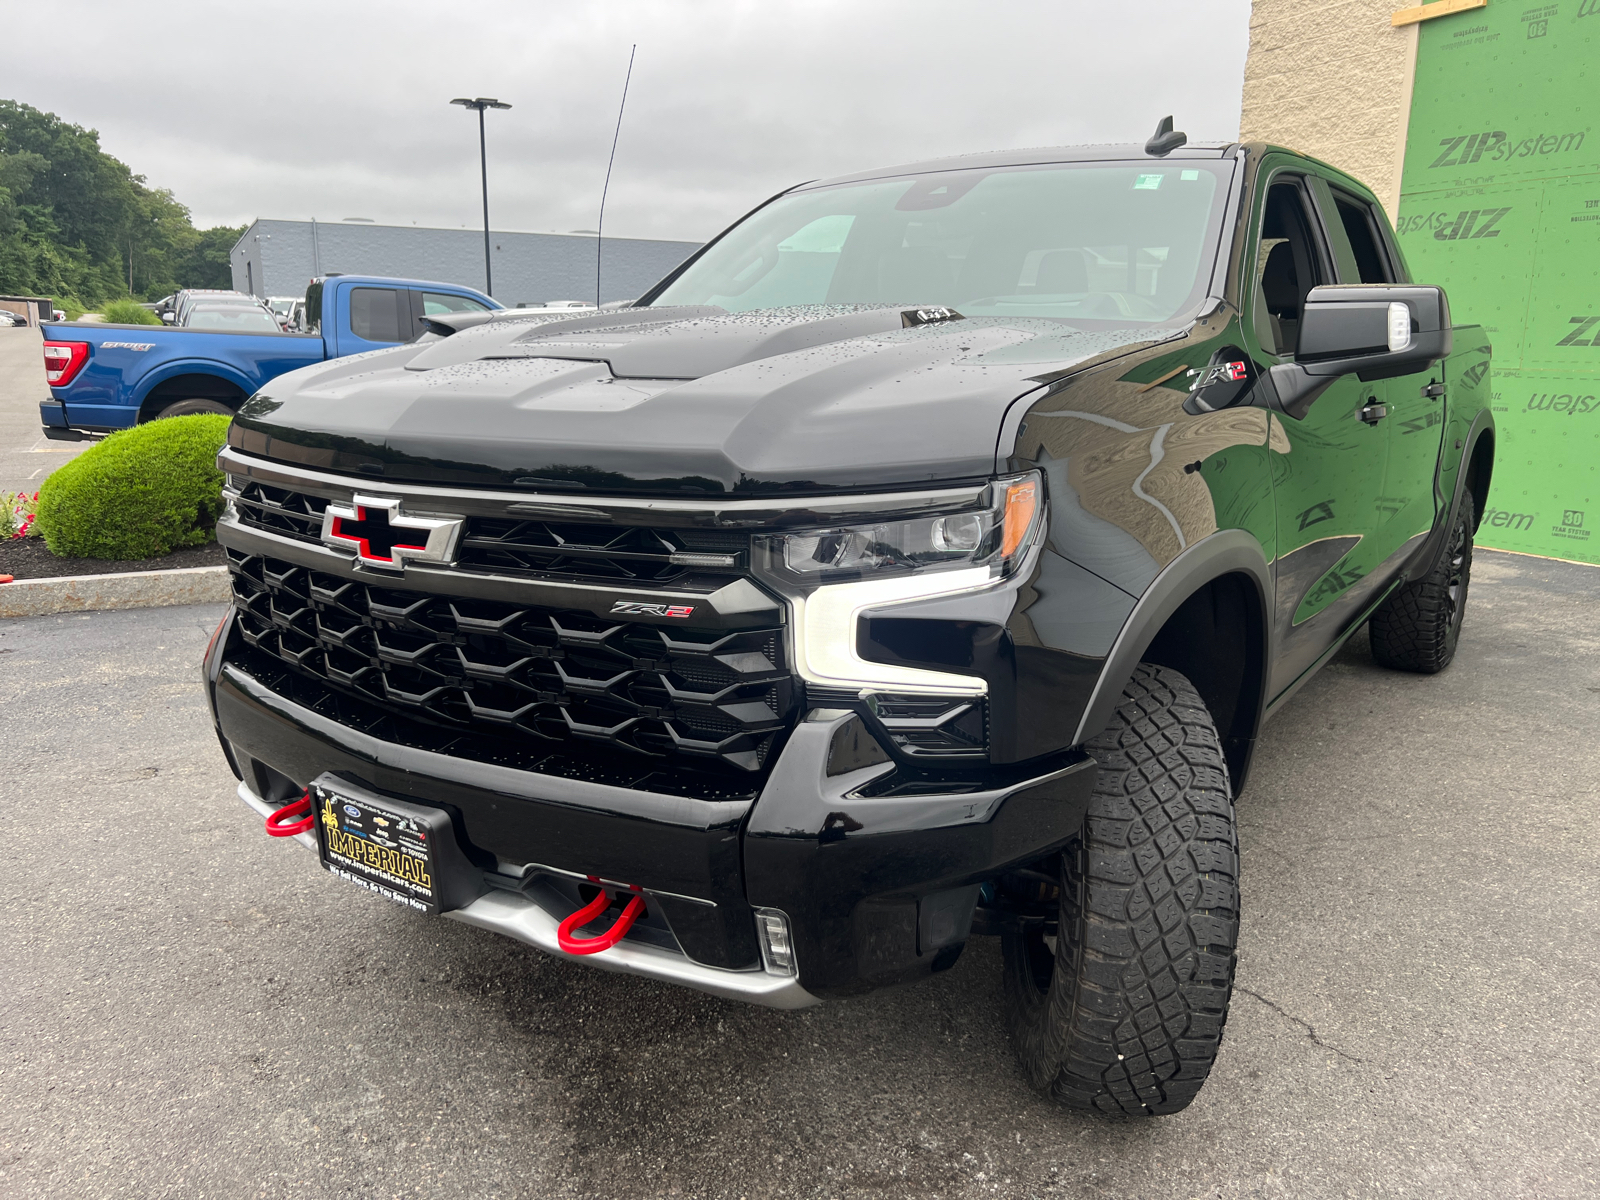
[1002, 663, 1238, 1116]
[1369, 490, 1474, 674]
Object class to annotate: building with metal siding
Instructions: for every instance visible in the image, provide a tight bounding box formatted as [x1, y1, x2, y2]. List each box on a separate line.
[229, 219, 701, 308]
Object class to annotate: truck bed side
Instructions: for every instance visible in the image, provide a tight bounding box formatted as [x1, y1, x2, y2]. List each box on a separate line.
[39, 323, 325, 436]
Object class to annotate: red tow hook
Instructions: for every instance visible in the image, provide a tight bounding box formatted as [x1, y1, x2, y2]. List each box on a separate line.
[265, 791, 316, 838]
[557, 879, 646, 955]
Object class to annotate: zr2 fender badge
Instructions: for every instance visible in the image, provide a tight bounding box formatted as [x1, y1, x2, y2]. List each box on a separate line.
[611, 601, 695, 618]
[1183, 344, 1258, 415]
[1188, 360, 1248, 388]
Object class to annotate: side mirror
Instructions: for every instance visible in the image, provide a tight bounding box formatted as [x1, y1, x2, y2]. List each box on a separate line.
[161, 312, 176, 324]
[1267, 284, 1452, 419]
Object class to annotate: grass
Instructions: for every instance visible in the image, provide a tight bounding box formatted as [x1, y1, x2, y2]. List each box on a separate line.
[99, 298, 162, 326]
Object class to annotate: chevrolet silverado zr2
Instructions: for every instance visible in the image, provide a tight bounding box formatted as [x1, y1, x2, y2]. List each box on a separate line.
[202, 125, 1492, 1116]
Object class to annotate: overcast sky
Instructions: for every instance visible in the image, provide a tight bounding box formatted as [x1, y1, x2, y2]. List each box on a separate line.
[3, 0, 1250, 244]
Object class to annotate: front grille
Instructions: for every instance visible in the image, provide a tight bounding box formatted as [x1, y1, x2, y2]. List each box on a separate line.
[231, 479, 328, 544]
[223, 549, 796, 797]
[458, 519, 746, 583]
[228, 478, 749, 586]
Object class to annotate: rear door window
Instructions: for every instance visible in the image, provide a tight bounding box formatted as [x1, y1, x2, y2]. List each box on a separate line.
[1333, 192, 1395, 284]
[349, 287, 407, 343]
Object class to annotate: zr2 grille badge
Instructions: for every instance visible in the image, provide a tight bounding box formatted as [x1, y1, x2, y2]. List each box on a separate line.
[320, 495, 464, 571]
[611, 601, 695, 618]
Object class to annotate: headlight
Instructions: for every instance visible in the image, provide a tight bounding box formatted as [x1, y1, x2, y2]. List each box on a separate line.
[755, 473, 1041, 592]
[753, 472, 1043, 698]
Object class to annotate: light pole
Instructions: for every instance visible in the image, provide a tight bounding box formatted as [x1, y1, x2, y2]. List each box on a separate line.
[450, 96, 512, 298]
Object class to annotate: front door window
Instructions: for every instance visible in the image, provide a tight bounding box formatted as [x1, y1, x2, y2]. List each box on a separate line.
[1252, 175, 1391, 697]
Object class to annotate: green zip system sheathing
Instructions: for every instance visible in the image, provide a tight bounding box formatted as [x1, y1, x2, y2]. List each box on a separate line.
[1397, 1, 1599, 562]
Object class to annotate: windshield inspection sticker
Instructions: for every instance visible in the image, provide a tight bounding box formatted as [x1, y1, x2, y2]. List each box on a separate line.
[1134, 174, 1165, 190]
[1181, 170, 1200, 181]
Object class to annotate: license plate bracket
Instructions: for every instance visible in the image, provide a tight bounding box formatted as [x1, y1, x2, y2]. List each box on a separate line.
[310, 776, 480, 915]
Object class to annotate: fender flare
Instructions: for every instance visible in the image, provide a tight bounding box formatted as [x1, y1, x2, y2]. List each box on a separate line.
[1069, 528, 1273, 749]
[1403, 407, 1495, 580]
[131, 359, 258, 416]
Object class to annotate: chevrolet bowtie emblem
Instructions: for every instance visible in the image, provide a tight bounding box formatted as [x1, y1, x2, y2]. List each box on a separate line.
[320, 495, 464, 571]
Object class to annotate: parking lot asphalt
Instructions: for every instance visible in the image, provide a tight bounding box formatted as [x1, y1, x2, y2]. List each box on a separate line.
[0, 326, 89, 500]
[3, 548, 1597, 1200]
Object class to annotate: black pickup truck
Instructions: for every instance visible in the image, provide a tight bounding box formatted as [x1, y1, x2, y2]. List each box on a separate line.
[203, 124, 1493, 1116]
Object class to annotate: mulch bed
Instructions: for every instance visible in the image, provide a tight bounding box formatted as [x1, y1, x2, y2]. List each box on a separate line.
[0, 538, 226, 581]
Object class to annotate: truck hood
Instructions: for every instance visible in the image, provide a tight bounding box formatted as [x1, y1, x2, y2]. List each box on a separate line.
[231, 305, 1168, 496]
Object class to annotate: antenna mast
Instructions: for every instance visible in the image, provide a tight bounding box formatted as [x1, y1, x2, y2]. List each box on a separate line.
[596, 44, 637, 310]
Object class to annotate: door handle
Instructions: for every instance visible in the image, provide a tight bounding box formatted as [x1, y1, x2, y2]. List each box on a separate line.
[1359, 400, 1388, 425]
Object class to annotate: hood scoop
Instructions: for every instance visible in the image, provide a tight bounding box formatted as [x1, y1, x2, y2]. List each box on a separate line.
[430, 304, 947, 380]
[405, 305, 723, 373]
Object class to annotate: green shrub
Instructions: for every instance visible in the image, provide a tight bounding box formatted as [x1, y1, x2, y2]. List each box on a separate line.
[36, 414, 232, 559]
[100, 298, 162, 326]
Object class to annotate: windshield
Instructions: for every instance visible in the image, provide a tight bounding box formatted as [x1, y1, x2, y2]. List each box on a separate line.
[186, 306, 282, 332]
[652, 161, 1230, 323]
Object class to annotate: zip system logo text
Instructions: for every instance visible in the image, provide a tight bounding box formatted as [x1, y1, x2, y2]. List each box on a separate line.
[1433, 207, 1512, 240]
[1428, 130, 1585, 169]
[1557, 317, 1600, 347]
[1523, 387, 1600, 415]
[1481, 507, 1534, 532]
[1397, 208, 1512, 239]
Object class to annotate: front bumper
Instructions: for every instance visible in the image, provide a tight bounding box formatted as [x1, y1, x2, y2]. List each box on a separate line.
[232, 778, 818, 1008]
[207, 607, 1096, 1002]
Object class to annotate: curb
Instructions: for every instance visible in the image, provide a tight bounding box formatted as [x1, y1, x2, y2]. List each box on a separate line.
[0, 565, 230, 618]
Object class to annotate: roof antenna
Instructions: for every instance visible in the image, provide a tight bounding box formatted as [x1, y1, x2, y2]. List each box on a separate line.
[1145, 115, 1187, 157]
[596, 44, 637, 310]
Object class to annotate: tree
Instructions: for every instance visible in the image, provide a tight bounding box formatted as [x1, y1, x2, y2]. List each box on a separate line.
[0, 100, 242, 305]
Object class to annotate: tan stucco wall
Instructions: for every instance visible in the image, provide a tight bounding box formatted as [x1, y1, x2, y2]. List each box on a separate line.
[1241, 1, 1418, 218]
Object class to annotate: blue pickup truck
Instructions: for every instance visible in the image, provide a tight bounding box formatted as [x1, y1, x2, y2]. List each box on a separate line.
[39, 274, 498, 440]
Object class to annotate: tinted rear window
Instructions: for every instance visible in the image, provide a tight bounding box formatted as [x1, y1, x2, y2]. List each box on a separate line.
[186, 307, 282, 332]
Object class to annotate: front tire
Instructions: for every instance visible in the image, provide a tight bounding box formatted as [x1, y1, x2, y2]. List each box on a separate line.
[1001, 663, 1239, 1116]
[1369, 490, 1475, 674]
